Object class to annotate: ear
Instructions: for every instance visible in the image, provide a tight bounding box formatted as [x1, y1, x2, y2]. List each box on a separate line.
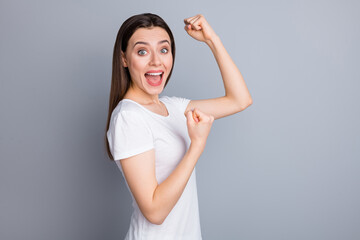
[121, 51, 128, 67]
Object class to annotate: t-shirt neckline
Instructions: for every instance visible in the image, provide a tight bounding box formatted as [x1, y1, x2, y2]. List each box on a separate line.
[122, 97, 170, 118]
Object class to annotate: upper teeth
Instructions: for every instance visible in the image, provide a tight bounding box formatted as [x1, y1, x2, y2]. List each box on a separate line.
[146, 72, 162, 76]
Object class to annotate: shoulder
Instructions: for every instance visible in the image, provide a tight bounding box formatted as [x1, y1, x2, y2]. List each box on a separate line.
[161, 95, 189, 102]
[114, 99, 142, 112]
[161, 95, 191, 106]
[161, 95, 191, 114]
[110, 100, 147, 125]
[107, 100, 154, 161]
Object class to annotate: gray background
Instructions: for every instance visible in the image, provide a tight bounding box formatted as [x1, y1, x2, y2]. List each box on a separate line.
[1, 0, 359, 239]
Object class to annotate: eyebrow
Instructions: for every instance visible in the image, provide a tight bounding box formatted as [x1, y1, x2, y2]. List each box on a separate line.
[133, 40, 170, 48]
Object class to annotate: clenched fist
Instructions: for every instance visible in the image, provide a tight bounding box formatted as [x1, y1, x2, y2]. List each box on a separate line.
[185, 108, 214, 147]
[184, 14, 218, 44]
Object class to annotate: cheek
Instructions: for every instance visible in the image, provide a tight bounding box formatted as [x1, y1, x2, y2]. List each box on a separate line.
[165, 55, 174, 69]
[129, 57, 146, 75]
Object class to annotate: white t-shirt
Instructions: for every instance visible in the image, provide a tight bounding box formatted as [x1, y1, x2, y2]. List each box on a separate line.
[107, 96, 202, 240]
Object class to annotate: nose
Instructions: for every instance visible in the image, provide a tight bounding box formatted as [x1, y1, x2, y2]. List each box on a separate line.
[149, 51, 161, 66]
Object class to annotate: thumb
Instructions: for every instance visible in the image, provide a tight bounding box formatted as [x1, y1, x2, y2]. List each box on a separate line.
[186, 110, 195, 125]
[193, 108, 206, 121]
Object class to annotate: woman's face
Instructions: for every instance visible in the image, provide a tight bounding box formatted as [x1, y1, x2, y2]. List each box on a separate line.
[122, 27, 173, 96]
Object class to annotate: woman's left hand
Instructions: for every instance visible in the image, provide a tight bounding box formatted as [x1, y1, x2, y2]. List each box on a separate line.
[184, 14, 217, 44]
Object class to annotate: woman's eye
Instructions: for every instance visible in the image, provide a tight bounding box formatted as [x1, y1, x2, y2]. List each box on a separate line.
[160, 48, 168, 54]
[138, 50, 147, 56]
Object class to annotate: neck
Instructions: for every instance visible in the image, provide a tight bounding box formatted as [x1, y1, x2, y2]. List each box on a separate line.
[124, 86, 161, 105]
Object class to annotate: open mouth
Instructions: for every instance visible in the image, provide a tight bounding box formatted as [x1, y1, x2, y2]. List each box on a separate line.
[145, 71, 164, 86]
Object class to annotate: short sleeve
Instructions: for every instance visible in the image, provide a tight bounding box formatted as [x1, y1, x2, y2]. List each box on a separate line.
[107, 110, 154, 160]
[168, 96, 191, 115]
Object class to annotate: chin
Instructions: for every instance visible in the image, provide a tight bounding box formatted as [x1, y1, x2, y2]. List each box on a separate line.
[149, 88, 164, 96]
[143, 83, 166, 95]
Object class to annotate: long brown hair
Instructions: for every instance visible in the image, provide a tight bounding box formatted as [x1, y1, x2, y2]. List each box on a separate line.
[105, 13, 176, 160]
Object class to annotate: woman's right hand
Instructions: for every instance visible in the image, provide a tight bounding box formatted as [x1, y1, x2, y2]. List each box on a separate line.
[186, 108, 214, 147]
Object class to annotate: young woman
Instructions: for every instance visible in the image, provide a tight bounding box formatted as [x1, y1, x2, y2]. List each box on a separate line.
[106, 13, 252, 240]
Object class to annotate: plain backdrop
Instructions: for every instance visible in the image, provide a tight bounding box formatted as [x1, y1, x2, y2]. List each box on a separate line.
[1, 0, 359, 239]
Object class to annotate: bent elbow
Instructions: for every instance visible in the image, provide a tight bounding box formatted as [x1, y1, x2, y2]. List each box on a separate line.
[142, 208, 166, 225]
[246, 98, 253, 108]
[139, 198, 168, 225]
[150, 218, 165, 225]
[238, 98, 253, 112]
[145, 214, 165, 225]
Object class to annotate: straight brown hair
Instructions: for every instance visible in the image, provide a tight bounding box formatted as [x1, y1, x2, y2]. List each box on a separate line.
[105, 13, 176, 160]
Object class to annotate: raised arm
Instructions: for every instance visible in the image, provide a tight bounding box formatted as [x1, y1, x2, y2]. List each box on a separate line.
[120, 108, 214, 225]
[183, 14, 253, 120]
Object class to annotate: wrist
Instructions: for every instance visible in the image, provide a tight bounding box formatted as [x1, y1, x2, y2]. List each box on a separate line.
[190, 140, 206, 152]
[205, 34, 221, 50]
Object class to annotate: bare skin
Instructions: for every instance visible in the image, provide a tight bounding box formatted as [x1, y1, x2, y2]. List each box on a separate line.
[183, 14, 253, 119]
[120, 14, 252, 225]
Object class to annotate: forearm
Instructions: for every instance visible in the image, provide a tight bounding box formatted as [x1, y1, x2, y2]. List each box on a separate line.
[150, 141, 204, 224]
[206, 35, 253, 108]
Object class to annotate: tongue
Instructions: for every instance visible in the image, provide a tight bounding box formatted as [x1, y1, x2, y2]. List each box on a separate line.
[145, 74, 161, 82]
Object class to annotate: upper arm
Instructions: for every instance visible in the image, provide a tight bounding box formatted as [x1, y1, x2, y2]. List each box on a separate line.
[185, 96, 251, 120]
[107, 109, 158, 222]
[119, 149, 158, 221]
